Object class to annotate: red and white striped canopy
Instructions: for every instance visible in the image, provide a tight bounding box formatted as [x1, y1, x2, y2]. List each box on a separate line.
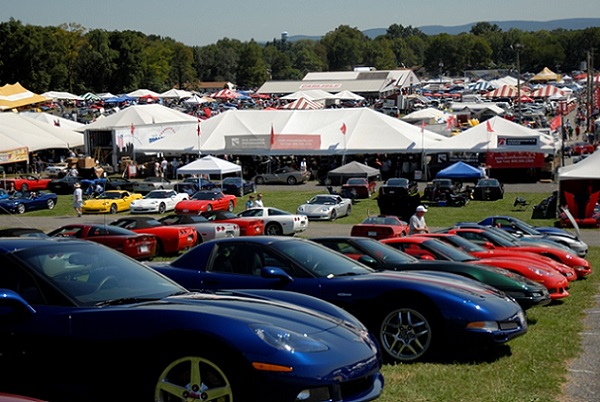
[280, 97, 324, 110]
[484, 85, 519, 98]
[530, 85, 565, 98]
[212, 89, 241, 99]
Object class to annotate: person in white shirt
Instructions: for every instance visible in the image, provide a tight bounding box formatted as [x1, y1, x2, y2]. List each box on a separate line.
[73, 182, 83, 217]
[254, 193, 264, 208]
[408, 205, 429, 235]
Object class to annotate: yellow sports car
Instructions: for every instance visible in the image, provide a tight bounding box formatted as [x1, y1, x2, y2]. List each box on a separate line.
[82, 190, 143, 214]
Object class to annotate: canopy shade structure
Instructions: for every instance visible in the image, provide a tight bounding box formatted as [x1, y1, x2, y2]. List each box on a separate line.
[83, 104, 198, 130]
[0, 112, 83, 153]
[138, 108, 445, 156]
[280, 97, 324, 110]
[558, 150, 600, 227]
[329, 90, 365, 100]
[402, 107, 447, 123]
[20, 111, 85, 131]
[326, 161, 380, 183]
[280, 90, 333, 101]
[211, 89, 241, 99]
[484, 85, 519, 98]
[127, 89, 161, 98]
[530, 67, 560, 82]
[558, 150, 600, 181]
[159, 89, 193, 99]
[42, 91, 84, 101]
[426, 116, 557, 155]
[81, 92, 102, 102]
[0, 82, 50, 111]
[176, 155, 241, 177]
[530, 85, 566, 98]
[467, 80, 493, 91]
[436, 161, 483, 181]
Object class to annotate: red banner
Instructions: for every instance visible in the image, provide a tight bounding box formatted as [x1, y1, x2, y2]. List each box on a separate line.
[486, 152, 545, 168]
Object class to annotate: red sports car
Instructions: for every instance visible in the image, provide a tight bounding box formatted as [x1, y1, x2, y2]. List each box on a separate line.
[446, 227, 592, 279]
[1, 175, 51, 192]
[202, 210, 264, 236]
[47, 224, 157, 260]
[109, 216, 197, 256]
[350, 215, 409, 240]
[342, 178, 377, 199]
[174, 189, 236, 215]
[418, 232, 578, 282]
[381, 236, 570, 300]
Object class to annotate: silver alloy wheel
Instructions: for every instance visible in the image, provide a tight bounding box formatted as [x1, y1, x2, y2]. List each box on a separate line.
[379, 307, 433, 362]
[155, 356, 233, 402]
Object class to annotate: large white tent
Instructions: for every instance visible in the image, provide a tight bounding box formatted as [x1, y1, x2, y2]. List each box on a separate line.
[137, 108, 445, 156]
[426, 116, 557, 155]
[557, 151, 600, 226]
[0, 113, 84, 152]
[20, 111, 85, 131]
[83, 104, 198, 130]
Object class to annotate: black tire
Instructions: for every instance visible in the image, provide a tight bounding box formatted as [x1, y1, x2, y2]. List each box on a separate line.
[265, 222, 283, 236]
[378, 305, 437, 363]
[46, 199, 55, 210]
[254, 176, 264, 185]
[227, 201, 234, 212]
[158, 203, 166, 214]
[109, 203, 117, 214]
[16, 203, 26, 214]
[21, 183, 28, 192]
[330, 209, 337, 222]
[286, 176, 297, 185]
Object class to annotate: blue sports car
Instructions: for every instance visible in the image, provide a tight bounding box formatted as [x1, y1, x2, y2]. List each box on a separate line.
[220, 176, 256, 196]
[0, 191, 57, 214]
[149, 236, 528, 363]
[0, 238, 383, 402]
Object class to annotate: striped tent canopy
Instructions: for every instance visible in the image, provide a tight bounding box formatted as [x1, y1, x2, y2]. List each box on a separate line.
[212, 89, 241, 99]
[280, 97, 324, 110]
[467, 80, 493, 91]
[530, 85, 566, 98]
[484, 85, 529, 98]
[0, 82, 50, 111]
[81, 92, 102, 102]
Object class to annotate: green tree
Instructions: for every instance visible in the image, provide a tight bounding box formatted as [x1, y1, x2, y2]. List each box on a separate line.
[236, 40, 269, 88]
[321, 25, 367, 71]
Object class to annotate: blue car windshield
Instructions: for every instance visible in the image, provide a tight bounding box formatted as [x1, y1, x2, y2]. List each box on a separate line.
[14, 242, 185, 306]
[272, 240, 374, 277]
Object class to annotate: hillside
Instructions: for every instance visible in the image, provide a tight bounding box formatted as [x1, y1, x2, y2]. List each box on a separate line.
[288, 18, 600, 41]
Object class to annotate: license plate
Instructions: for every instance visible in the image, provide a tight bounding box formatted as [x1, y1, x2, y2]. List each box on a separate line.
[140, 246, 149, 253]
[368, 231, 377, 237]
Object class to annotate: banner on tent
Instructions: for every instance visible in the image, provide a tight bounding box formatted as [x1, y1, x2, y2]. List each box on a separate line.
[225, 134, 321, 150]
[486, 152, 544, 168]
[0, 147, 29, 164]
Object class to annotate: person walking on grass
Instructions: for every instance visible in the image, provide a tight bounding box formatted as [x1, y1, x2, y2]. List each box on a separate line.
[408, 205, 429, 235]
[73, 182, 83, 217]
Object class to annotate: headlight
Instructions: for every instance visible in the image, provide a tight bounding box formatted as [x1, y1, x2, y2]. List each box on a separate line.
[527, 266, 553, 276]
[251, 324, 328, 352]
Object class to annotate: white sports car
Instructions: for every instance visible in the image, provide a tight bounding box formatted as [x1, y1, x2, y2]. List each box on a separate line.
[238, 207, 309, 236]
[129, 189, 188, 214]
[296, 194, 352, 222]
[131, 177, 177, 194]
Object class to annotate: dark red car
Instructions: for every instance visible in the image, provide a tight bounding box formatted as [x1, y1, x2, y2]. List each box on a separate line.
[570, 142, 596, 155]
[47, 224, 157, 260]
[342, 177, 377, 199]
[109, 216, 197, 256]
[350, 215, 409, 240]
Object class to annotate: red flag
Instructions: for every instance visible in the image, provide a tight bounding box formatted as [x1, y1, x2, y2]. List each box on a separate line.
[421, 120, 426, 133]
[197, 119, 201, 137]
[549, 115, 561, 131]
[445, 115, 455, 130]
[130, 123, 135, 136]
[340, 122, 347, 135]
[270, 123, 275, 147]
[486, 120, 494, 133]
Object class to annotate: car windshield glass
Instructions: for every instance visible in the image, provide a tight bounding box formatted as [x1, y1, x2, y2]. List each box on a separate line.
[387, 179, 408, 186]
[192, 192, 217, 200]
[273, 240, 373, 277]
[308, 196, 335, 205]
[146, 191, 169, 199]
[422, 238, 478, 262]
[15, 242, 185, 306]
[98, 192, 122, 200]
[355, 238, 417, 264]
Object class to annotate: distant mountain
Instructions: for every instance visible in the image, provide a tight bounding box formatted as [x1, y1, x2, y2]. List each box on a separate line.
[287, 18, 600, 41]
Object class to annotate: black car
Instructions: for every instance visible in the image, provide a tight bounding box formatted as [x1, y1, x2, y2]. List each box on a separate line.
[378, 177, 419, 196]
[220, 177, 256, 196]
[47, 175, 83, 195]
[472, 178, 504, 201]
[423, 178, 460, 201]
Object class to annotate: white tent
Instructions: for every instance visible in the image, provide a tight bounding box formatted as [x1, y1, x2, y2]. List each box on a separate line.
[159, 89, 193, 99]
[427, 116, 557, 155]
[280, 97, 324, 110]
[137, 108, 445, 156]
[42, 91, 84, 101]
[557, 151, 600, 226]
[402, 107, 447, 122]
[177, 155, 241, 178]
[329, 90, 365, 100]
[83, 104, 198, 130]
[558, 150, 600, 181]
[20, 111, 85, 131]
[0, 113, 84, 152]
[127, 89, 161, 98]
[280, 90, 333, 101]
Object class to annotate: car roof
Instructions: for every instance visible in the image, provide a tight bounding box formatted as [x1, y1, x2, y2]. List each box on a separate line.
[0, 237, 92, 253]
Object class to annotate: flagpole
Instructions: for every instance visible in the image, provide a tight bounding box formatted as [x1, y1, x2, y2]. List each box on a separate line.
[421, 120, 427, 182]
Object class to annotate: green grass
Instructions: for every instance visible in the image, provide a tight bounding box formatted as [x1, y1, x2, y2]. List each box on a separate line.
[23, 189, 599, 402]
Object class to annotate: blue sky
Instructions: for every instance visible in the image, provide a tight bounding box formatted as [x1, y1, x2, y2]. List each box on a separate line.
[2, 0, 599, 47]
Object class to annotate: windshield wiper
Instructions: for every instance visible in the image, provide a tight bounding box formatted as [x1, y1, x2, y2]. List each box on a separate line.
[95, 297, 158, 306]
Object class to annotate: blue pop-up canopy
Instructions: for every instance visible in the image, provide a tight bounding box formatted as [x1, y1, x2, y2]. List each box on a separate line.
[436, 161, 483, 181]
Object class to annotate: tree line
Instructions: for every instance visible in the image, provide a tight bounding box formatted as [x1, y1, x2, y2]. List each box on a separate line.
[1, 19, 598, 95]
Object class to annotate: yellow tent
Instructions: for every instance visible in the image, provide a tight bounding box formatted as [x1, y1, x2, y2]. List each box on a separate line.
[0, 82, 50, 111]
[530, 67, 560, 82]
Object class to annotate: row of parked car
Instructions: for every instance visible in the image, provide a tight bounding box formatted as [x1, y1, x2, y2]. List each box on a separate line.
[0, 205, 591, 400]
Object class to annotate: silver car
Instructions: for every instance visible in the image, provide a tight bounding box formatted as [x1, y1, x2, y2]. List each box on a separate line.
[297, 194, 352, 221]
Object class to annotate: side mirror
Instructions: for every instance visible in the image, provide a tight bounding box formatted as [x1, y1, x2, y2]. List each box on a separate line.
[261, 266, 294, 283]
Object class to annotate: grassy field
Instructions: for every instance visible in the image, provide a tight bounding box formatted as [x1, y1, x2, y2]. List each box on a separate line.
[17, 188, 599, 401]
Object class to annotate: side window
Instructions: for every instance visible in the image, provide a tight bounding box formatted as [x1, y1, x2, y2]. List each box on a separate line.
[0, 255, 45, 304]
